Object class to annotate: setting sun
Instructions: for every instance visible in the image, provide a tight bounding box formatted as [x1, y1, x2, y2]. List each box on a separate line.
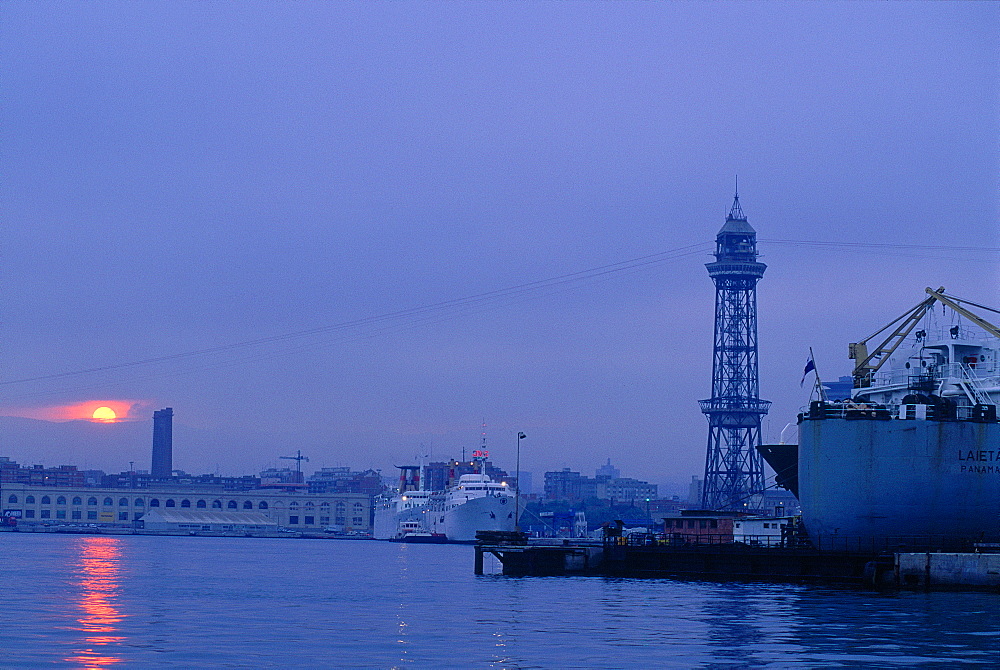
[92, 406, 117, 422]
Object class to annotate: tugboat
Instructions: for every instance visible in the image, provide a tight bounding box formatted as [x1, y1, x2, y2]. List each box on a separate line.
[388, 520, 447, 543]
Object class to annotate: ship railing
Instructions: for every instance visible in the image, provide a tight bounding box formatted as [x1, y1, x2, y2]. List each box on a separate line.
[605, 531, 996, 554]
[605, 533, 740, 548]
[873, 362, 999, 392]
[800, 400, 996, 422]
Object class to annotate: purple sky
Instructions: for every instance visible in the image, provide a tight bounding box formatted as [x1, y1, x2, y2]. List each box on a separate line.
[2, 2, 997, 492]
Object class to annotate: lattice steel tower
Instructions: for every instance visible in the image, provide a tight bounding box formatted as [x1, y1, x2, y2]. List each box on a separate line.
[699, 189, 771, 511]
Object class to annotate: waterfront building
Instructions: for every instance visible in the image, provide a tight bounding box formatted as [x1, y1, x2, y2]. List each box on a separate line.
[732, 516, 796, 546]
[661, 511, 737, 543]
[0, 483, 371, 532]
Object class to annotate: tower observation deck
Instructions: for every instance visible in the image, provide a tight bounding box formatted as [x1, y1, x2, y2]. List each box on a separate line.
[699, 191, 770, 511]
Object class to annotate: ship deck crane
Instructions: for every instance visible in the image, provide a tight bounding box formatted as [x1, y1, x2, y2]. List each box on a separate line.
[849, 286, 1000, 388]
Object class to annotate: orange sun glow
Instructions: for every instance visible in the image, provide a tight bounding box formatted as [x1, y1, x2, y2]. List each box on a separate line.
[92, 407, 117, 422]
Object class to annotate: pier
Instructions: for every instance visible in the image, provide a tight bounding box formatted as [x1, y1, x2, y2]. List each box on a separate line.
[475, 532, 1000, 591]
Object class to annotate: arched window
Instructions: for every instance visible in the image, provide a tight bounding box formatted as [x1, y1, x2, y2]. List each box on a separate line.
[88, 497, 98, 505]
[258, 501, 268, 510]
[56, 496, 66, 505]
[196, 500, 207, 508]
[227, 500, 237, 509]
[72, 496, 82, 505]
[41, 496, 51, 504]
[103, 497, 113, 506]
[150, 499, 160, 507]
[336, 502, 346, 512]
[212, 500, 222, 508]
[134, 498, 144, 507]
[25, 495, 35, 504]
[321, 502, 330, 509]
[305, 501, 314, 509]
[119, 498, 129, 506]
[7, 495, 16, 504]
[289, 501, 299, 510]
[243, 501, 253, 509]
[180, 499, 191, 508]
[165, 499, 175, 507]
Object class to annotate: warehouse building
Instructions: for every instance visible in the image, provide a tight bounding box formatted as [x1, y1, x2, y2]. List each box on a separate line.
[1, 484, 370, 532]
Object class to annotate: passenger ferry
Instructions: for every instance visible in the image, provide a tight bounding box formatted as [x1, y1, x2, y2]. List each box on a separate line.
[427, 471, 518, 543]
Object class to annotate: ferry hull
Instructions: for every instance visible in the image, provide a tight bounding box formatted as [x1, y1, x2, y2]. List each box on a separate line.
[798, 415, 1000, 546]
[430, 495, 519, 543]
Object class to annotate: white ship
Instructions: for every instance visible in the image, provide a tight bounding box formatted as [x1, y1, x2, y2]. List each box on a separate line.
[374, 446, 520, 542]
[427, 472, 518, 543]
[372, 464, 434, 540]
[372, 488, 434, 540]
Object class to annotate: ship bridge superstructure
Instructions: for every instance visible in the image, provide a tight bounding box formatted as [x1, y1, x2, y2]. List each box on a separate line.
[848, 288, 1000, 412]
[699, 190, 770, 512]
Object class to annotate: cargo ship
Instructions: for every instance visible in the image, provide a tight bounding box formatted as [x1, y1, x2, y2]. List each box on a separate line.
[762, 287, 1000, 549]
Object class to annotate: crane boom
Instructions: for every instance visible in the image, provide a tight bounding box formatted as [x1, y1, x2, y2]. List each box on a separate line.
[849, 286, 1000, 388]
[925, 287, 1000, 340]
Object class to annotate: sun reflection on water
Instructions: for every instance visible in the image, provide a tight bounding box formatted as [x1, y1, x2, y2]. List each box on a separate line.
[64, 536, 125, 668]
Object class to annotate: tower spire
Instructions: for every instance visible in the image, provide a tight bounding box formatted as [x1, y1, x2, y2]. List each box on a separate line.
[727, 175, 746, 222]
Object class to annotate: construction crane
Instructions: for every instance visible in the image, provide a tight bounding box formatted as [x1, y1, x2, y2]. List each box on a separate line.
[849, 286, 1000, 388]
[280, 450, 309, 484]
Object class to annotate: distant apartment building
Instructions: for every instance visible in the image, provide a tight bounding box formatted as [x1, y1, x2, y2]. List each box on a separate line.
[544, 469, 589, 501]
[307, 467, 383, 496]
[595, 458, 620, 480]
[259, 467, 305, 488]
[604, 477, 658, 503]
[544, 465, 657, 502]
[0, 458, 85, 487]
[688, 476, 704, 506]
[514, 470, 532, 496]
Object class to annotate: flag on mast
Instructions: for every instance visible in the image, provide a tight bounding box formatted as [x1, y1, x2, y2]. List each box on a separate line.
[800, 356, 816, 387]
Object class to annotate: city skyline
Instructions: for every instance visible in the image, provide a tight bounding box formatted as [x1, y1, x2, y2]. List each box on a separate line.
[2, 3, 997, 488]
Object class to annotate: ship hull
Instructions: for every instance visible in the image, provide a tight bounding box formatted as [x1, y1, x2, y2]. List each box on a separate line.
[429, 494, 519, 542]
[798, 415, 1000, 547]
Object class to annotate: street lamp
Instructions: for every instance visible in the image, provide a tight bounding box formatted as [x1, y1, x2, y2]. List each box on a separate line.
[515, 432, 526, 532]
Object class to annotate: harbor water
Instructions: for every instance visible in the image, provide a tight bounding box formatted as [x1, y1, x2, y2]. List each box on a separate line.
[2, 533, 998, 668]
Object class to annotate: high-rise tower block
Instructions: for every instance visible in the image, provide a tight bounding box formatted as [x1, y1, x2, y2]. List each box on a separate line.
[699, 191, 770, 511]
[151, 407, 173, 479]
